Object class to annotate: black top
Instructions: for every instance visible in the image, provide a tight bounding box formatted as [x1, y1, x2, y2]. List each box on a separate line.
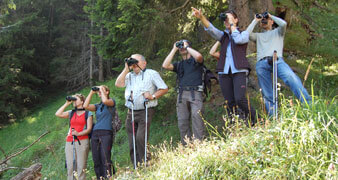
[173, 57, 203, 87]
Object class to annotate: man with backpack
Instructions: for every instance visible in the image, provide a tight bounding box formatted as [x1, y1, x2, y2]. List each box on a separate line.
[115, 54, 168, 168]
[192, 8, 257, 126]
[162, 39, 205, 145]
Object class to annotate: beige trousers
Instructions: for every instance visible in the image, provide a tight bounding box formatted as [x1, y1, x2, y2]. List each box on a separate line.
[65, 138, 90, 180]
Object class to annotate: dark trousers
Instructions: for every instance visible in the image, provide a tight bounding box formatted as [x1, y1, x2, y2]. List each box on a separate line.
[219, 72, 256, 126]
[125, 108, 155, 166]
[91, 130, 112, 179]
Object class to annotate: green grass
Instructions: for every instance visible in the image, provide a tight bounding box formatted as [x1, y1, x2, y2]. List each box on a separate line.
[120, 93, 337, 179]
[1, 2, 337, 179]
[0, 78, 180, 179]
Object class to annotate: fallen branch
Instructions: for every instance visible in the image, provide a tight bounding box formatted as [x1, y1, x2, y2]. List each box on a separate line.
[303, 58, 315, 86]
[10, 163, 42, 180]
[313, 1, 330, 11]
[170, 0, 190, 14]
[0, 167, 24, 174]
[0, 131, 50, 165]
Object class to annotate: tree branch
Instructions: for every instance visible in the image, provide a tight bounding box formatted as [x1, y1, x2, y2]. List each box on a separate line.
[170, 0, 190, 14]
[0, 131, 50, 165]
[0, 167, 24, 174]
[313, 1, 330, 11]
[303, 57, 315, 86]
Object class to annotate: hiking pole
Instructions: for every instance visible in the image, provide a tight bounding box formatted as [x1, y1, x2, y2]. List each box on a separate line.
[128, 91, 137, 169]
[71, 128, 77, 179]
[144, 98, 149, 167]
[272, 50, 278, 120]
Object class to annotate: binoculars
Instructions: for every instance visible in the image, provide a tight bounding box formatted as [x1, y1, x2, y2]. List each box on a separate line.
[256, 12, 269, 19]
[92, 86, 99, 91]
[125, 57, 139, 66]
[176, 40, 190, 49]
[219, 12, 227, 22]
[66, 96, 77, 101]
[175, 41, 185, 49]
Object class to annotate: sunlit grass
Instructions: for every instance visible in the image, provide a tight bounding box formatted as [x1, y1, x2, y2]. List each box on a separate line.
[118, 92, 337, 179]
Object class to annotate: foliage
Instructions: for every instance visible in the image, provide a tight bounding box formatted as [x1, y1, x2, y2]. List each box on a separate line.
[0, 0, 16, 15]
[0, 0, 50, 123]
[121, 94, 337, 179]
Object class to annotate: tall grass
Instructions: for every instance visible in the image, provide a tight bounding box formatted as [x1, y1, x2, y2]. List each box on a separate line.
[119, 93, 337, 179]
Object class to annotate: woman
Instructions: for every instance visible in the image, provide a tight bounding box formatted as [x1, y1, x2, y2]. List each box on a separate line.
[84, 85, 115, 180]
[55, 94, 93, 180]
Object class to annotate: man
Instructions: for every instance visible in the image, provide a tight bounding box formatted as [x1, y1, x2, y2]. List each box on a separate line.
[246, 12, 311, 115]
[162, 39, 205, 145]
[115, 54, 168, 166]
[192, 8, 257, 125]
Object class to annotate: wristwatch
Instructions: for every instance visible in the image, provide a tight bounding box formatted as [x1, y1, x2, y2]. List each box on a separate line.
[152, 94, 156, 100]
[230, 23, 234, 27]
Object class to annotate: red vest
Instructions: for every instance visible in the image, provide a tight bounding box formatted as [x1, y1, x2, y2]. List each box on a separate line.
[217, 30, 250, 73]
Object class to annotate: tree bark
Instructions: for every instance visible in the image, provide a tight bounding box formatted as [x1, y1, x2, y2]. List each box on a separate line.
[89, 19, 94, 86]
[10, 163, 42, 180]
[229, 0, 275, 53]
[98, 26, 104, 82]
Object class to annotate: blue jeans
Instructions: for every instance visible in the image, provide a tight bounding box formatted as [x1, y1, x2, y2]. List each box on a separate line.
[256, 58, 311, 116]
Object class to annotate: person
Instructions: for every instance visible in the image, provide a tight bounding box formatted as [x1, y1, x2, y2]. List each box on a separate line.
[246, 12, 311, 115]
[209, 41, 221, 60]
[83, 85, 115, 179]
[162, 39, 205, 145]
[55, 94, 93, 180]
[115, 54, 168, 167]
[192, 7, 257, 126]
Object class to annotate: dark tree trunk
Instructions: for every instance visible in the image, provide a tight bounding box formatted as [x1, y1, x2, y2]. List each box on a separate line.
[98, 26, 104, 82]
[229, 0, 275, 53]
[89, 19, 94, 86]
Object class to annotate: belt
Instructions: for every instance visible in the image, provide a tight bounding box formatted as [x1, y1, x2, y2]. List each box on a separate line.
[128, 107, 154, 111]
[260, 56, 279, 66]
[177, 86, 203, 103]
[259, 56, 279, 61]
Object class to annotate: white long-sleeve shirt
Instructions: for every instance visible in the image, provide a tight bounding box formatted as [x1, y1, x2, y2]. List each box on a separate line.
[246, 15, 287, 61]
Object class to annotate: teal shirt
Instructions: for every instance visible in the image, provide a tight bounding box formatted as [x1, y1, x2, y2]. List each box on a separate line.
[93, 101, 115, 131]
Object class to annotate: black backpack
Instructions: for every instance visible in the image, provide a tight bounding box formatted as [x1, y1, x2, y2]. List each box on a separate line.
[202, 64, 218, 97]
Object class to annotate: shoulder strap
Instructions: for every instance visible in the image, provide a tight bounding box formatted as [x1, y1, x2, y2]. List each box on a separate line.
[84, 111, 89, 130]
[69, 110, 76, 128]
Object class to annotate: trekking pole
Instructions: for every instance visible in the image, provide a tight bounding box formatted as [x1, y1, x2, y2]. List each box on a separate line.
[71, 128, 77, 179]
[144, 98, 149, 167]
[128, 91, 137, 169]
[272, 50, 278, 120]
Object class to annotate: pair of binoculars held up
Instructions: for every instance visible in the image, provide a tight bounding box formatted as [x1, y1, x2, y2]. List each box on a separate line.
[65, 96, 77, 101]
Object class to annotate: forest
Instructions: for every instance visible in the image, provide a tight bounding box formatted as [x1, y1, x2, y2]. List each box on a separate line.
[0, 0, 337, 179]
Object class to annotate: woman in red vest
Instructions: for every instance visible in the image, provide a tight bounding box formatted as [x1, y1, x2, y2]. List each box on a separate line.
[55, 94, 93, 180]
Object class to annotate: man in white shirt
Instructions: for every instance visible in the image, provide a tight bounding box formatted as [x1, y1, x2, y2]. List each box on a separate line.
[115, 54, 168, 166]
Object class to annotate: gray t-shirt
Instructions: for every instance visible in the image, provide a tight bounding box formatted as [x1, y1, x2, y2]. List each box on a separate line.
[246, 15, 287, 61]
